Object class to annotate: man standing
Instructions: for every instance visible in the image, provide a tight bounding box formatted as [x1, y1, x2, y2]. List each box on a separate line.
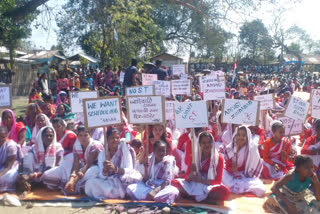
[151, 60, 168, 80]
[123, 59, 139, 93]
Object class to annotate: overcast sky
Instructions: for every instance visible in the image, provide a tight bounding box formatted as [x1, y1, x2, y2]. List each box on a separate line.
[28, 0, 320, 56]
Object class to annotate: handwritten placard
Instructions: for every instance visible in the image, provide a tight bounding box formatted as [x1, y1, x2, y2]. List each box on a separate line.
[142, 73, 158, 86]
[180, 73, 188, 80]
[83, 97, 122, 128]
[175, 101, 208, 128]
[201, 75, 225, 100]
[221, 99, 260, 126]
[311, 89, 320, 119]
[165, 101, 176, 121]
[172, 64, 186, 76]
[171, 79, 191, 95]
[293, 91, 310, 102]
[254, 94, 274, 110]
[278, 116, 303, 136]
[119, 72, 125, 83]
[126, 85, 154, 97]
[153, 80, 171, 97]
[70, 91, 98, 113]
[0, 85, 12, 108]
[127, 96, 165, 124]
[284, 96, 310, 122]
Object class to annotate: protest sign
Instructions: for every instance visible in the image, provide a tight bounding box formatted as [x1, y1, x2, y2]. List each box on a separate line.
[175, 101, 208, 128]
[119, 72, 125, 83]
[0, 85, 12, 108]
[171, 79, 191, 95]
[153, 80, 171, 97]
[201, 75, 225, 100]
[165, 101, 176, 120]
[221, 99, 260, 126]
[277, 115, 303, 136]
[172, 64, 186, 76]
[142, 73, 157, 86]
[311, 89, 320, 119]
[83, 97, 122, 129]
[254, 94, 274, 110]
[126, 85, 154, 97]
[127, 96, 165, 124]
[70, 91, 98, 113]
[284, 96, 310, 122]
[180, 73, 188, 80]
[293, 91, 310, 102]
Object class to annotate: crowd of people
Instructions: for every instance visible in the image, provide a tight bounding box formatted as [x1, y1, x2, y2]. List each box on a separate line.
[0, 58, 320, 213]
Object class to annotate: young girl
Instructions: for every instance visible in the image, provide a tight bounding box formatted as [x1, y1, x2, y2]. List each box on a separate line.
[265, 155, 320, 214]
[172, 132, 230, 204]
[212, 111, 233, 151]
[144, 124, 172, 155]
[85, 128, 142, 199]
[222, 126, 266, 197]
[127, 140, 179, 204]
[262, 120, 291, 180]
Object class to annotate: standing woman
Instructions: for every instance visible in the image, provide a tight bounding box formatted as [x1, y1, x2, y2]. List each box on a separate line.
[38, 73, 49, 96]
[222, 126, 266, 197]
[172, 132, 230, 204]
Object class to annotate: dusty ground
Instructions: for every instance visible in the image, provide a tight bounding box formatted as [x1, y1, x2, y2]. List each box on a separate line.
[0, 206, 106, 214]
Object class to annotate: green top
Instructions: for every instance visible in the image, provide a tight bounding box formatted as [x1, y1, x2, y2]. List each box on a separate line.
[284, 171, 312, 193]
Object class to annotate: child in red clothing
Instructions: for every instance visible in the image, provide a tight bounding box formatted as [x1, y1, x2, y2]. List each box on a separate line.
[28, 88, 41, 104]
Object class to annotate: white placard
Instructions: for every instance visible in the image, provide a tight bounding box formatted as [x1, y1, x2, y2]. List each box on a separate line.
[126, 85, 154, 97]
[293, 91, 310, 102]
[172, 64, 186, 76]
[142, 73, 158, 86]
[70, 91, 98, 113]
[175, 101, 208, 128]
[180, 73, 188, 80]
[153, 80, 171, 97]
[254, 94, 274, 110]
[165, 101, 176, 121]
[284, 96, 310, 122]
[127, 96, 165, 124]
[171, 79, 191, 95]
[311, 89, 320, 119]
[83, 97, 122, 128]
[222, 99, 260, 126]
[278, 116, 303, 136]
[119, 72, 125, 83]
[201, 75, 225, 100]
[0, 86, 11, 108]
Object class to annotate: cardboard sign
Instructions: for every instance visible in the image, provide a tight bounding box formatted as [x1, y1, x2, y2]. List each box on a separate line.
[172, 64, 186, 76]
[119, 72, 125, 83]
[0, 85, 12, 108]
[221, 99, 260, 126]
[201, 75, 225, 100]
[165, 101, 176, 121]
[171, 79, 191, 95]
[175, 101, 208, 128]
[311, 89, 320, 119]
[180, 73, 188, 80]
[126, 85, 154, 97]
[254, 94, 274, 110]
[284, 96, 310, 122]
[70, 91, 98, 113]
[293, 91, 310, 102]
[127, 96, 165, 124]
[153, 80, 171, 97]
[142, 73, 158, 86]
[83, 97, 122, 128]
[278, 116, 303, 136]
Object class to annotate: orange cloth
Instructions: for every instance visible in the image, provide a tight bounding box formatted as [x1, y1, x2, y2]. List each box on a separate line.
[262, 138, 290, 165]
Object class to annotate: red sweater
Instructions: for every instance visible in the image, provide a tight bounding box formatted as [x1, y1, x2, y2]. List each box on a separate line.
[301, 136, 319, 155]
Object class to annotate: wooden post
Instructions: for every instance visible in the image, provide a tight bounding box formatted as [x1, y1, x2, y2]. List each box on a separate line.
[104, 127, 110, 161]
[288, 119, 295, 136]
[191, 128, 196, 164]
[146, 125, 149, 157]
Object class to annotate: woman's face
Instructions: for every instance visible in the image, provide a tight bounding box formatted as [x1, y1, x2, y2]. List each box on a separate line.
[152, 125, 164, 140]
[57, 105, 65, 116]
[28, 105, 37, 117]
[2, 111, 13, 129]
[78, 130, 90, 145]
[43, 104, 51, 115]
[42, 128, 54, 147]
[273, 127, 285, 141]
[199, 136, 213, 157]
[236, 128, 247, 149]
[53, 122, 65, 135]
[60, 94, 67, 101]
[154, 143, 166, 162]
[108, 132, 120, 152]
[36, 115, 46, 129]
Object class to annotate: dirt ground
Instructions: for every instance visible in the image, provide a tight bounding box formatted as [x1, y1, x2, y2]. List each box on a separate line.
[0, 206, 106, 214]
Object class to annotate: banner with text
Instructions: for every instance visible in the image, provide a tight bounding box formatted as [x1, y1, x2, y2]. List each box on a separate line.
[153, 80, 171, 97]
[311, 89, 320, 119]
[175, 101, 208, 128]
[165, 101, 176, 121]
[254, 94, 274, 110]
[201, 75, 225, 100]
[70, 91, 98, 113]
[126, 85, 154, 97]
[284, 96, 310, 122]
[172, 64, 186, 76]
[171, 79, 191, 95]
[278, 116, 303, 136]
[142, 73, 158, 86]
[0, 86, 12, 108]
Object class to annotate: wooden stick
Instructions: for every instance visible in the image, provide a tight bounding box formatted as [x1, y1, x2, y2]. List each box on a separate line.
[191, 128, 196, 164]
[288, 119, 295, 136]
[146, 125, 149, 157]
[104, 127, 110, 161]
[211, 100, 214, 113]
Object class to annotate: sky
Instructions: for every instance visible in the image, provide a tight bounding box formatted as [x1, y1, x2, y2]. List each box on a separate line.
[28, 0, 320, 57]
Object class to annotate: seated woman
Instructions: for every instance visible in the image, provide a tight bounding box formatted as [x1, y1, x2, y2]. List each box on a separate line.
[42, 125, 103, 194]
[85, 128, 142, 199]
[265, 155, 320, 214]
[212, 111, 233, 152]
[262, 121, 292, 180]
[30, 114, 52, 145]
[172, 132, 230, 204]
[301, 119, 320, 171]
[54, 104, 75, 121]
[1, 109, 19, 143]
[19, 126, 63, 190]
[0, 127, 23, 192]
[223, 126, 266, 197]
[127, 140, 179, 204]
[56, 91, 69, 105]
[25, 103, 42, 131]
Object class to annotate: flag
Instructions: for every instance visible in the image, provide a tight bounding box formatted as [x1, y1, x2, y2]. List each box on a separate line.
[232, 60, 237, 84]
[114, 28, 118, 41]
